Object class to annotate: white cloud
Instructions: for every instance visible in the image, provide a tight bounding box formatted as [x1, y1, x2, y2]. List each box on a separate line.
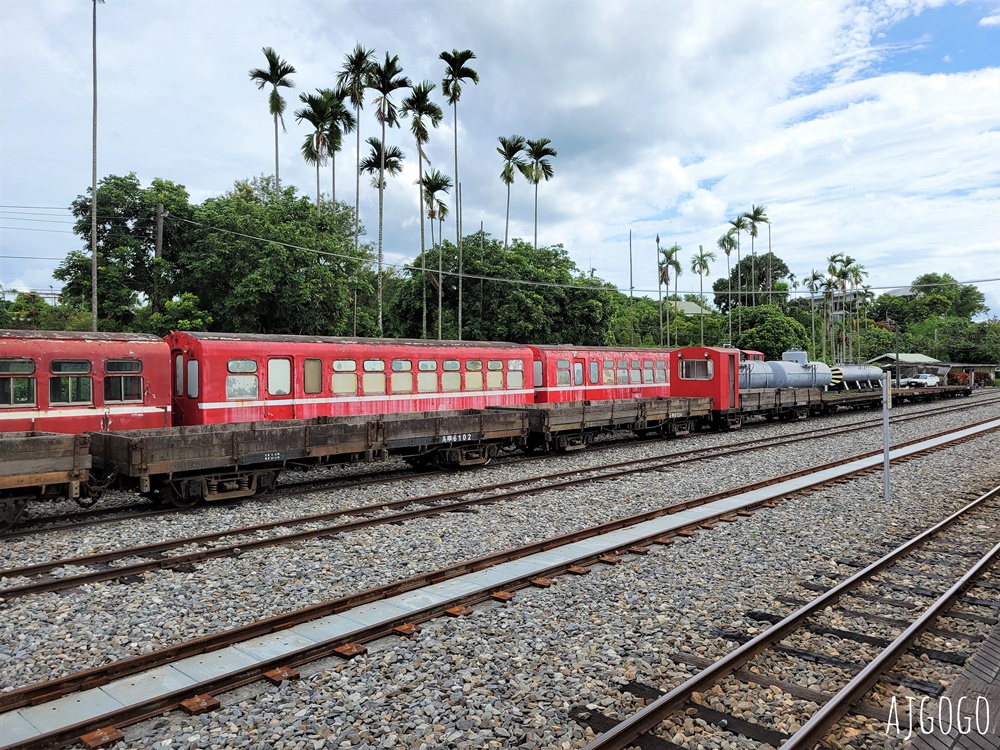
[979, 13, 1000, 26]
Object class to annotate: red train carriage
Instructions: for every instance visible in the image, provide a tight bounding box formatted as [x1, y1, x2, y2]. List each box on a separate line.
[672, 346, 741, 426]
[528, 345, 671, 403]
[0, 330, 172, 433]
[166, 332, 535, 425]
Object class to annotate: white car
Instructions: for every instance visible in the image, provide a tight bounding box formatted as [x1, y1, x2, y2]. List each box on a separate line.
[908, 373, 940, 388]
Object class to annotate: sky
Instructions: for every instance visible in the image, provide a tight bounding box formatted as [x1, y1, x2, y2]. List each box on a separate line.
[1, 0, 998, 322]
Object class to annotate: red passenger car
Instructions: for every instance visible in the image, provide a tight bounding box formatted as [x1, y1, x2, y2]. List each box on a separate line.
[166, 332, 535, 425]
[672, 346, 740, 413]
[528, 345, 671, 403]
[0, 330, 172, 433]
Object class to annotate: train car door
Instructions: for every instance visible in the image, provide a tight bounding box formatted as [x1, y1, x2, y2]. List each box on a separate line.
[265, 357, 294, 421]
[727, 351, 738, 409]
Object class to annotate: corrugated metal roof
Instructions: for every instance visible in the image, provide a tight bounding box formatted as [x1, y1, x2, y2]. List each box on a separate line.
[866, 353, 942, 364]
[0, 329, 163, 342]
[174, 332, 529, 349]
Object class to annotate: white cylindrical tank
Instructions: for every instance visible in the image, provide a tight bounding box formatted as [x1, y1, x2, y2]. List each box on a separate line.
[767, 360, 834, 389]
[781, 349, 809, 365]
[831, 364, 885, 387]
[740, 361, 778, 389]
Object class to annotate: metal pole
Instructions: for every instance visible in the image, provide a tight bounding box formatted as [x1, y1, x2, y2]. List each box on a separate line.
[894, 322, 901, 387]
[90, 0, 99, 332]
[629, 230, 634, 346]
[882, 374, 891, 501]
[153, 203, 164, 314]
[457, 182, 463, 341]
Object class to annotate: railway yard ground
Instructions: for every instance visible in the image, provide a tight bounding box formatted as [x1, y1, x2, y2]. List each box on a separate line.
[2, 392, 1000, 750]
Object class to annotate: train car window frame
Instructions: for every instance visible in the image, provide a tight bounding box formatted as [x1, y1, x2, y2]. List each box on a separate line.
[391, 360, 412, 372]
[486, 360, 504, 390]
[616, 360, 628, 385]
[331, 372, 358, 395]
[443, 360, 461, 372]
[303, 358, 323, 395]
[174, 354, 183, 397]
[390, 371, 413, 394]
[333, 359, 357, 372]
[267, 358, 292, 396]
[186, 359, 199, 399]
[573, 362, 584, 386]
[417, 371, 437, 393]
[50, 373, 93, 405]
[466, 360, 483, 371]
[104, 359, 144, 403]
[0, 358, 35, 375]
[227, 359, 257, 374]
[465, 369, 484, 391]
[441, 369, 461, 391]
[655, 361, 667, 383]
[533, 361, 543, 387]
[0, 359, 36, 408]
[363, 360, 386, 373]
[487, 360, 503, 371]
[226, 374, 258, 400]
[589, 361, 599, 385]
[679, 359, 714, 380]
[362, 372, 387, 395]
[418, 360, 437, 372]
[51, 360, 91, 375]
[643, 365, 654, 383]
[556, 359, 570, 387]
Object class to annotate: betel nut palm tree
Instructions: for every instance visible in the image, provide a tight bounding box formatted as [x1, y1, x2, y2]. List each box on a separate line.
[806, 268, 823, 359]
[742, 204, 768, 307]
[691, 245, 716, 346]
[367, 52, 411, 337]
[728, 214, 747, 335]
[497, 135, 526, 252]
[520, 138, 557, 251]
[659, 241, 682, 348]
[421, 169, 452, 339]
[401, 81, 444, 338]
[717, 230, 737, 344]
[337, 44, 376, 255]
[249, 47, 297, 195]
[295, 91, 334, 211]
[440, 49, 478, 340]
[316, 85, 356, 206]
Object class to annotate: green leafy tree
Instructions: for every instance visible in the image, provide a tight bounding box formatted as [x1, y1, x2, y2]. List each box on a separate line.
[734, 305, 809, 361]
[248, 47, 296, 194]
[420, 169, 452, 339]
[713, 252, 791, 315]
[401, 81, 444, 338]
[367, 52, 411, 336]
[174, 176, 364, 335]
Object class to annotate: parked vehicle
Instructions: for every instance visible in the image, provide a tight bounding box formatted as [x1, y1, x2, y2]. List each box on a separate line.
[907, 373, 940, 388]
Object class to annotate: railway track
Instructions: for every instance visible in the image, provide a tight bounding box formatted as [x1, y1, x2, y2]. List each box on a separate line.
[5, 392, 998, 539]
[1, 417, 997, 749]
[2, 411, 997, 601]
[573, 484, 1000, 749]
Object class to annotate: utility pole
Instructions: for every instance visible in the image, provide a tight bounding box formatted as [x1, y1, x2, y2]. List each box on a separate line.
[153, 203, 165, 314]
[458, 183, 463, 341]
[90, 0, 100, 332]
[629, 230, 635, 346]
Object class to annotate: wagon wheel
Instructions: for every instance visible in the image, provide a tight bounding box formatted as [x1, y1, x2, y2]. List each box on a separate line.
[155, 482, 200, 509]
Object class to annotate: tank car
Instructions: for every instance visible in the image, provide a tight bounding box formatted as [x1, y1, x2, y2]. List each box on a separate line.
[830, 364, 885, 390]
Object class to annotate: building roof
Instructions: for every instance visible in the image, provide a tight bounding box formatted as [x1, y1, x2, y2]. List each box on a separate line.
[866, 353, 941, 364]
[669, 300, 714, 316]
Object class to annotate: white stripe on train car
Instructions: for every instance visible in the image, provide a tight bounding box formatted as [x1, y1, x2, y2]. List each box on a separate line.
[0, 405, 171, 421]
[195, 388, 536, 410]
[533, 382, 667, 393]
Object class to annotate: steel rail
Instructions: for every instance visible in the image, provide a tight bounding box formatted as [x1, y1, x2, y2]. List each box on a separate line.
[579, 482, 1000, 750]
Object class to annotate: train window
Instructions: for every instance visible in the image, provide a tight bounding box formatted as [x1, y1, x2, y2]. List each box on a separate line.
[268, 359, 292, 396]
[104, 374, 143, 403]
[0, 359, 34, 375]
[51, 360, 91, 374]
[556, 360, 570, 387]
[603, 359, 613, 369]
[486, 360, 503, 390]
[50, 375, 92, 405]
[418, 360, 437, 371]
[655, 361, 667, 383]
[573, 363, 584, 386]
[304, 359, 322, 394]
[442, 370, 461, 391]
[332, 372, 357, 394]
[390, 372, 413, 393]
[508, 359, 523, 371]
[466, 360, 482, 371]
[0, 376, 35, 406]
[105, 360, 142, 373]
[363, 360, 385, 372]
[630, 361, 641, 383]
[443, 360, 460, 371]
[589, 361, 599, 384]
[417, 371, 437, 392]
[466, 369, 483, 391]
[643, 360, 653, 369]
[508, 368, 524, 389]
[679, 359, 714, 380]
[187, 360, 199, 398]
[533, 361, 543, 387]
[333, 359, 356, 372]
[603, 365, 615, 385]
[362, 372, 386, 394]
[226, 375, 258, 400]
[174, 354, 183, 396]
[228, 359, 257, 373]
[617, 360, 628, 385]
[392, 360, 412, 372]
[643, 366, 654, 383]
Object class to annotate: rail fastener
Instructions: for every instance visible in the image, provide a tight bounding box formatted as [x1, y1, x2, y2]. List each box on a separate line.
[179, 694, 220, 716]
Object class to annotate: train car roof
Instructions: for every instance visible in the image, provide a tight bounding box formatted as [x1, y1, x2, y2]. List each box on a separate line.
[0, 329, 164, 342]
[171, 332, 531, 349]
[528, 344, 674, 353]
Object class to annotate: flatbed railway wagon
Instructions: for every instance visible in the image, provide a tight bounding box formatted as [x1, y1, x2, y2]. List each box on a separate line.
[0, 432, 91, 527]
[89, 409, 530, 507]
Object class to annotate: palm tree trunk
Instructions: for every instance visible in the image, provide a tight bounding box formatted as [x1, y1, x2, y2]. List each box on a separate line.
[417, 148, 427, 338]
[658, 280, 663, 347]
[726, 254, 732, 344]
[750, 236, 756, 307]
[533, 181, 539, 250]
[665, 275, 670, 348]
[458, 183, 463, 341]
[810, 296, 816, 358]
[504, 183, 511, 253]
[315, 160, 320, 212]
[438, 217, 444, 339]
[90, 0, 98, 332]
[767, 224, 772, 305]
[354, 106, 361, 255]
[699, 274, 705, 345]
[378, 120, 386, 337]
[273, 111, 280, 193]
[331, 151, 336, 206]
[673, 277, 679, 345]
[736, 238, 742, 336]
